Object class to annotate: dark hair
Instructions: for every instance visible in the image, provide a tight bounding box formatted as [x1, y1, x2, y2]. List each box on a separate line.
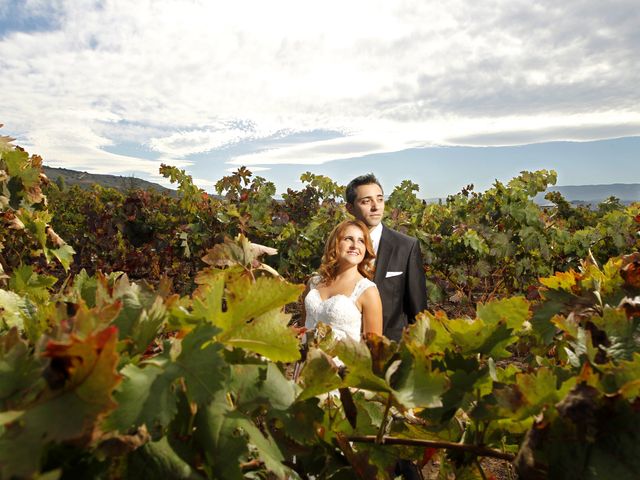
[345, 173, 383, 204]
[318, 220, 375, 282]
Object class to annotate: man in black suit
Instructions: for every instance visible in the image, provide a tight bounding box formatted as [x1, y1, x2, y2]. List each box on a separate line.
[345, 174, 428, 342]
[346, 174, 427, 479]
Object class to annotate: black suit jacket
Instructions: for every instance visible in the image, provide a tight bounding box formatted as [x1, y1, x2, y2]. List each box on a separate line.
[373, 226, 428, 341]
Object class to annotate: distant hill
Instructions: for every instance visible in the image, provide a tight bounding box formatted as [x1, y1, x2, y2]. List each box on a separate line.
[424, 184, 640, 205]
[43, 166, 174, 194]
[535, 184, 640, 205]
[42, 166, 640, 206]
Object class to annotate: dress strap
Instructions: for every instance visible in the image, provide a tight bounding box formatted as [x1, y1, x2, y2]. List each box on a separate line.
[350, 278, 376, 300]
[308, 275, 322, 289]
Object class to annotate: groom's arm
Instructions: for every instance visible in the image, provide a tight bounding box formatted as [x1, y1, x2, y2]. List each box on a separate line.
[404, 238, 428, 322]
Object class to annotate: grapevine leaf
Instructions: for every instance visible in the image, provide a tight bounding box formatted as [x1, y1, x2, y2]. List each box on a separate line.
[531, 289, 574, 344]
[191, 272, 225, 323]
[516, 385, 640, 479]
[50, 244, 75, 271]
[164, 324, 227, 406]
[0, 328, 45, 408]
[107, 361, 177, 434]
[402, 314, 437, 355]
[126, 436, 205, 479]
[269, 397, 324, 445]
[420, 310, 453, 354]
[220, 309, 300, 362]
[424, 351, 487, 423]
[195, 391, 291, 480]
[495, 368, 575, 421]
[8, 265, 57, 303]
[603, 352, 640, 399]
[201, 234, 257, 268]
[221, 276, 303, 330]
[322, 335, 390, 392]
[108, 325, 227, 432]
[229, 363, 299, 412]
[540, 270, 579, 291]
[129, 297, 168, 356]
[591, 306, 635, 341]
[0, 326, 121, 479]
[447, 317, 514, 359]
[0, 289, 27, 330]
[363, 333, 398, 376]
[386, 351, 448, 409]
[297, 348, 343, 401]
[476, 296, 530, 331]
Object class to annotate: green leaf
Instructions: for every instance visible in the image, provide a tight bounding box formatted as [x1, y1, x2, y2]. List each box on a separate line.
[402, 314, 437, 355]
[0, 289, 28, 330]
[386, 351, 448, 409]
[221, 276, 303, 331]
[108, 325, 227, 432]
[321, 335, 390, 392]
[108, 361, 177, 434]
[447, 316, 515, 359]
[195, 391, 292, 480]
[0, 328, 45, 408]
[0, 327, 121, 479]
[531, 289, 574, 344]
[126, 436, 204, 480]
[476, 296, 530, 331]
[71, 270, 99, 308]
[603, 352, 640, 399]
[221, 309, 301, 362]
[495, 368, 575, 421]
[517, 386, 640, 479]
[50, 244, 75, 271]
[420, 311, 454, 354]
[591, 306, 636, 341]
[162, 324, 228, 406]
[8, 265, 57, 303]
[229, 363, 299, 412]
[297, 348, 343, 401]
[269, 397, 324, 445]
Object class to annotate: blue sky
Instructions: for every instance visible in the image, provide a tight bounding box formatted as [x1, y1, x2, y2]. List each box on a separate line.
[1, 0, 639, 197]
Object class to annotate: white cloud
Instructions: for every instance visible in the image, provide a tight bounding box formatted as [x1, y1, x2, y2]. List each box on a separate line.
[0, 0, 638, 176]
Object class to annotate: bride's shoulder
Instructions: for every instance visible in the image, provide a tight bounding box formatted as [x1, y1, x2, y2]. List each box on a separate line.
[353, 277, 377, 298]
[307, 274, 323, 289]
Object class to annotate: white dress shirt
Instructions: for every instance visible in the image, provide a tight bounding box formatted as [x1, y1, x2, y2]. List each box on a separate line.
[370, 223, 383, 255]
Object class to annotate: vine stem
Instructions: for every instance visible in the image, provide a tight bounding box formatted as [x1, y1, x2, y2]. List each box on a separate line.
[376, 394, 393, 444]
[475, 458, 488, 480]
[346, 435, 515, 462]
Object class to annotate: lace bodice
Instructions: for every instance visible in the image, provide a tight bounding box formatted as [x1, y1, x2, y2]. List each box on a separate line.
[304, 275, 376, 341]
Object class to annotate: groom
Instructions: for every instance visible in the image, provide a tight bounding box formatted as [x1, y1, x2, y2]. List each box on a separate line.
[345, 174, 428, 342]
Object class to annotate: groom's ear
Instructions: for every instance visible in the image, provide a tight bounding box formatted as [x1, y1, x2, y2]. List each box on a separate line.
[346, 202, 354, 215]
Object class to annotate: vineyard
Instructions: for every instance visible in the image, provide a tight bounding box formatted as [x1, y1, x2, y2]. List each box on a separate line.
[1, 132, 640, 479]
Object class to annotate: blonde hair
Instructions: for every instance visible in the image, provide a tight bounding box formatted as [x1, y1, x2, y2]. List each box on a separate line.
[317, 220, 375, 282]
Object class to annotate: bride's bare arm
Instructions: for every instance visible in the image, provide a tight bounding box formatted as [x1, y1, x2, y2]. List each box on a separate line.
[300, 280, 311, 328]
[360, 286, 383, 336]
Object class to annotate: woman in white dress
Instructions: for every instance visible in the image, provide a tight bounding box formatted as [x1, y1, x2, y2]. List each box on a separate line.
[303, 219, 383, 341]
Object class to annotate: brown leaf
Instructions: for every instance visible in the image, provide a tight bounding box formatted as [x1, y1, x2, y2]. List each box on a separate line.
[46, 226, 65, 247]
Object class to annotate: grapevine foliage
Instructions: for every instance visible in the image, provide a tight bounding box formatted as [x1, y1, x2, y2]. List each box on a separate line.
[1, 134, 640, 479]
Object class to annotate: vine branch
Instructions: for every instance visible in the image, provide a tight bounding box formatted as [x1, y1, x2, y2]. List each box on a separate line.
[346, 435, 515, 462]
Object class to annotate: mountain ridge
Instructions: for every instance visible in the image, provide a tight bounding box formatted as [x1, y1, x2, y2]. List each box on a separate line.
[43, 165, 639, 205]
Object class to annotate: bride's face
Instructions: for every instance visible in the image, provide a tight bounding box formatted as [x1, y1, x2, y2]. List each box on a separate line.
[337, 225, 366, 266]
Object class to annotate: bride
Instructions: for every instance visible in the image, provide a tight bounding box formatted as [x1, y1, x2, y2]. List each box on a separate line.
[303, 219, 383, 341]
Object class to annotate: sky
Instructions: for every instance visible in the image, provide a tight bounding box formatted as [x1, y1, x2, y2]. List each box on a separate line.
[1, 0, 639, 198]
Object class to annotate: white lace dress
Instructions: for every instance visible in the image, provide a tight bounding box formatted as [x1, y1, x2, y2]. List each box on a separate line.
[304, 275, 377, 341]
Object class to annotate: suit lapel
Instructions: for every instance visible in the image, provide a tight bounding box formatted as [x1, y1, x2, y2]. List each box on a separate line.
[374, 226, 393, 284]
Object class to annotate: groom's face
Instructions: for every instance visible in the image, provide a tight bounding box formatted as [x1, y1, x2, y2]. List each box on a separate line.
[348, 183, 385, 230]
